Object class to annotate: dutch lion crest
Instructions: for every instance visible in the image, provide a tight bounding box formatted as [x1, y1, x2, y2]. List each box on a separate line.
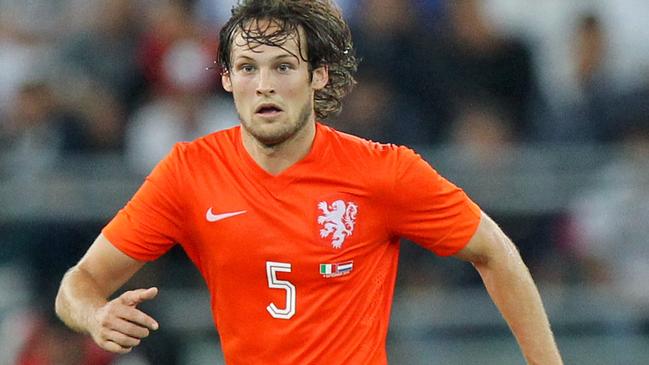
[317, 200, 358, 249]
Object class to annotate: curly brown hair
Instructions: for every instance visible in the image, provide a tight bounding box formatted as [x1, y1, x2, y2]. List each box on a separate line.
[217, 0, 358, 119]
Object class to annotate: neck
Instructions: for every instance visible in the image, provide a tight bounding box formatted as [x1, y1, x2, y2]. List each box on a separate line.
[241, 121, 317, 175]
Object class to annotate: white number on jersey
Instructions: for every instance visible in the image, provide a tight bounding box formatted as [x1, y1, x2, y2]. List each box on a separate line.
[265, 261, 296, 319]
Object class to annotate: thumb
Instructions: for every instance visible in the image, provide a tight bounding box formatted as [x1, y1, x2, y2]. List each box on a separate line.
[121, 287, 159, 306]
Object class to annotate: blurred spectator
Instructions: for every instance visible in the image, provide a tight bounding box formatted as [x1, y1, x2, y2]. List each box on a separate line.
[126, 1, 237, 174]
[449, 97, 514, 167]
[567, 112, 649, 319]
[433, 0, 540, 142]
[56, 0, 145, 113]
[0, 16, 53, 125]
[328, 68, 430, 146]
[538, 14, 617, 144]
[68, 82, 128, 153]
[1, 81, 88, 178]
[349, 0, 440, 142]
[137, 0, 219, 97]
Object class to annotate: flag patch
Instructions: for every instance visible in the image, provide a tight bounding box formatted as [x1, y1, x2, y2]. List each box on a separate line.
[320, 261, 353, 278]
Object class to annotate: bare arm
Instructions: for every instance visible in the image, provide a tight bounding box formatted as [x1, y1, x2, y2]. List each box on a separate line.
[453, 212, 563, 365]
[55, 234, 159, 354]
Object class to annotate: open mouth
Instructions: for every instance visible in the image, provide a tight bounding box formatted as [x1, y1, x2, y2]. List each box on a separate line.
[255, 103, 283, 115]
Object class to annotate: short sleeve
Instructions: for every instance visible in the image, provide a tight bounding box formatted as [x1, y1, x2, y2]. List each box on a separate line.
[385, 148, 481, 256]
[102, 143, 188, 261]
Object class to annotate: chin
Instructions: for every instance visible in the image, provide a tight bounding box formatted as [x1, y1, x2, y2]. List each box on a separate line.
[242, 107, 311, 147]
[246, 123, 296, 147]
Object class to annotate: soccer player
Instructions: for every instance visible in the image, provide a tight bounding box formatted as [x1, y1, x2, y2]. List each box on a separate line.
[55, 1, 563, 364]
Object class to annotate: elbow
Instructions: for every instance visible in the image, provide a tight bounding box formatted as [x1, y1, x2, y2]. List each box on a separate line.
[467, 248, 491, 267]
[473, 218, 520, 268]
[54, 290, 65, 320]
[54, 265, 82, 321]
[477, 233, 519, 271]
[455, 212, 522, 270]
[54, 267, 72, 319]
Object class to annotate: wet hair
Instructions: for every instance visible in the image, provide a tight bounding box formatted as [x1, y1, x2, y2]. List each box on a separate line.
[218, 0, 358, 119]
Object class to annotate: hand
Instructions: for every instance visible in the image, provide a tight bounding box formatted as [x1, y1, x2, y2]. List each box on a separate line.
[89, 287, 160, 353]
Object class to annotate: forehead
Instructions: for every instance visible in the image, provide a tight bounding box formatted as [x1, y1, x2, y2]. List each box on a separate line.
[230, 19, 306, 60]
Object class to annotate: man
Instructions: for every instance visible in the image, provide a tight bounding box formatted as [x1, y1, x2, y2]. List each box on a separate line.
[55, 1, 563, 364]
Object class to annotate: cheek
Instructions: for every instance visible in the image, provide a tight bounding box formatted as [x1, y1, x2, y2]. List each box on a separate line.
[229, 73, 254, 90]
[281, 81, 310, 102]
[232, 79, 253, 95]
[230, 80, 254, 105]
[231, 94, 249, 118]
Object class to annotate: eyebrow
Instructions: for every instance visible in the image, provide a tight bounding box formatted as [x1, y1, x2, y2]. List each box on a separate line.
[233, 54, 300, 63]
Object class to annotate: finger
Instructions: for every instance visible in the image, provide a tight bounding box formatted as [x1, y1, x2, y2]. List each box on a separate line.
[117, 307, 159, 331]
[103, 329, 142, 348]
[137, 287, 158, 302]
[110, 317, 151, 339]
[99, 339, 133, 354]
[120, 287, 158, 306]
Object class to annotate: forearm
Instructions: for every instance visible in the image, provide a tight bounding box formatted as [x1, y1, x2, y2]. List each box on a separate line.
[474, 238, 562, 365]
[55, 266, 108, 334]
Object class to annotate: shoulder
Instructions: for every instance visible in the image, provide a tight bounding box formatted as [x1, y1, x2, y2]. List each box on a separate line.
[320, 124, 423, 169]
[170, 126, 240, 162]
[147, 126, 240, 183]
[319, 124, 429, 197]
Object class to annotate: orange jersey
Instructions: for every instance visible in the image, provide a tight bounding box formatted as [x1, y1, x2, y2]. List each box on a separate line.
[103, 123, 481, 364]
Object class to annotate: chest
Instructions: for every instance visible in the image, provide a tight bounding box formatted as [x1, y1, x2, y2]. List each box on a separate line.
[183, 170, 389, 284]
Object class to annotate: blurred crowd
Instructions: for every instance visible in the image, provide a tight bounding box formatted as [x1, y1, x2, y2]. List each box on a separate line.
[2, 0, 649, 364]
[2, 0, 649, 168]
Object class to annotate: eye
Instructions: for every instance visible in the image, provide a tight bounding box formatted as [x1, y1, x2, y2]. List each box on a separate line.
[239, 64, 255, 73]
[277, 63, 293, 73]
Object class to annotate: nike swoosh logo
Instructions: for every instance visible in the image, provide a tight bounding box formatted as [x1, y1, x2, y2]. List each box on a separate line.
[206, 208, 247, 222]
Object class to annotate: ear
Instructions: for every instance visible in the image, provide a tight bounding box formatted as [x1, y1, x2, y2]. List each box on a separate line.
[222, 71, 233, 93]
[311, 65, 329, 90]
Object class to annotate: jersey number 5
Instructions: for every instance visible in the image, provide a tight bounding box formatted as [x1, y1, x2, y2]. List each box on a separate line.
[266, 261, 296, 319]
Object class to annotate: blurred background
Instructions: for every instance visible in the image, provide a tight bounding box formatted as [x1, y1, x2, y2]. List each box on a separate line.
[1, 0, 649, 364]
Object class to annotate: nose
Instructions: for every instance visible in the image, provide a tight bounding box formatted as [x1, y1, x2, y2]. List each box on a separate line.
[256, 69, 275, 96]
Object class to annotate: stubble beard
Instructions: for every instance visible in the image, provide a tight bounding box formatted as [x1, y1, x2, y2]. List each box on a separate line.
[240, 98, 314, 148]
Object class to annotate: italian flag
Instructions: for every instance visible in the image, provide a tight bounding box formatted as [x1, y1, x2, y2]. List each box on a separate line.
[320, 264, 334, 275]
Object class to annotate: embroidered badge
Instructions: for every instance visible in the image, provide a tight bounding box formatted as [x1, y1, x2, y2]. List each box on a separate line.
[317, 200, 358, 249]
